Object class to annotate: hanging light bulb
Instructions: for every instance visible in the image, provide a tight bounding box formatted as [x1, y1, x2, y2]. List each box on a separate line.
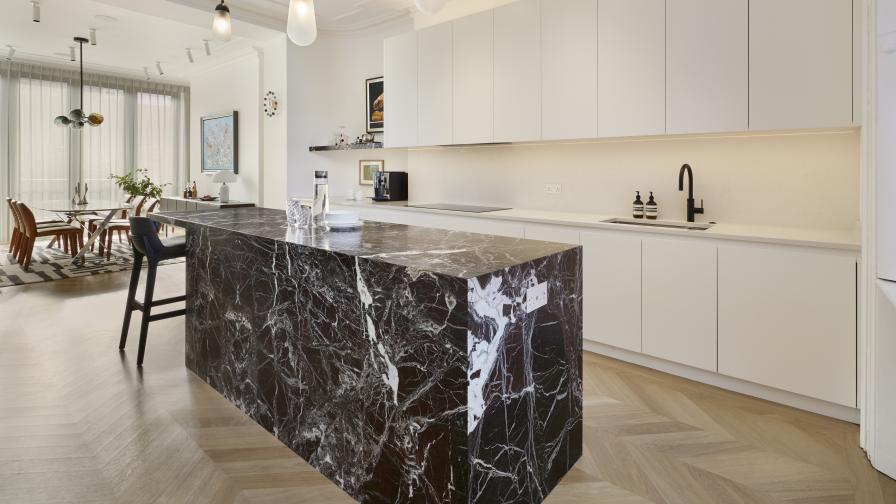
[89, 28, 97, 45]
[287, 0, 317, 46]
[31, 1, 40, 22]
[212, 1, 232, 41]
[415, 0, 447, 14]
[203, 39, 211, 56]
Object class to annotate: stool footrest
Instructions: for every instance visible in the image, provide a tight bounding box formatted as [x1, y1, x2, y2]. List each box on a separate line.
[148, 308, 186, 322]
[130, 295, 186, 313]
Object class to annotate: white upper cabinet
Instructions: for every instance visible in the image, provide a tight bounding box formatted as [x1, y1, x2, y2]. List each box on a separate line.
[642, 237, 717, 372]
[384, 31, 418, 148]
[597, 0, 666, 137]
[418, 23, 453, 146]
[718, 244, 857, 407]
[494, 0, 542, 142]
[666, 0, 748, 134]
[453, 10, 494, 145]
[541, 0, 598, 140]
[749, 0, 853, 130]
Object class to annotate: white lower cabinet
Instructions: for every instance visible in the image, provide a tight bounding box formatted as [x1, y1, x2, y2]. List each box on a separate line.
[642, 237, 718, 371]
[581, 231, 642, 352]
[718, 244, 857, 407]
[524, 224, 580, 244]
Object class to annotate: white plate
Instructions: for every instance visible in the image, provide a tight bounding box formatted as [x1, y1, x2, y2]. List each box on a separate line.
[328, 220, 362, 229]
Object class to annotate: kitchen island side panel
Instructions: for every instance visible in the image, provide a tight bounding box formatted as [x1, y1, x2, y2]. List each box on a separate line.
[467, 246, 583, 503]
[184, 224, 471, 503]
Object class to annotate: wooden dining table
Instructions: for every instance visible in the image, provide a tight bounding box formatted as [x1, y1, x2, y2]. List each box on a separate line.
[30, 200, 131, 265]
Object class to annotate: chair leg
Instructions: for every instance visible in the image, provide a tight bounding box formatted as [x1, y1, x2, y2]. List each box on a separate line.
[68, 234, 77, 258]
[22, 237, 35, 271]
[136, 261, 157, 367]
[119, 252, 144, 351]
[10, 228, 19, 255]
[62, 234, 69, 254]
[106, 232, 113, 261]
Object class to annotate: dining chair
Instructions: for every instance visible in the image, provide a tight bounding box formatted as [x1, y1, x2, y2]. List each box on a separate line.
[89, 196, 145, 253]
[98, 198, 158, 261]
[6, 198, 67, 258]
[13, 201, 83, 271]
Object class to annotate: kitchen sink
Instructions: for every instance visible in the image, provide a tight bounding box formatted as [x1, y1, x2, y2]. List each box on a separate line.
[602, 217, 713, 231]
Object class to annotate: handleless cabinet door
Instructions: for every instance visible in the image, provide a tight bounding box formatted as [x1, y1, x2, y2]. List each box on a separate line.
[384, 31, 418, 148]
[524, 224, 580, 245]
[666, 0, 747, 134]
[878, 23, 896, 281]
[718, 244, 857, 407]
[453, 10, 494, 145]
[581, 231, 642, 352]
[541, 0, 598, 140]
[598, 0, 665, 137]
[642, 237, 717, 371]
[418, 23, 453, 146]
[750, 0, 852, 130]
[494, 0, 541, 142]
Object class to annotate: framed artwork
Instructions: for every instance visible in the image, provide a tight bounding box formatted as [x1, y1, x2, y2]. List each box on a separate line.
[201, 111, 239, 173]
[359, 160, 384, 185]
[366, 77, 384, 133]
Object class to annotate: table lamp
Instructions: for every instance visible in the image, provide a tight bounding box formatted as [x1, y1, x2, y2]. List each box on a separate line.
[212, 171, 237, 203]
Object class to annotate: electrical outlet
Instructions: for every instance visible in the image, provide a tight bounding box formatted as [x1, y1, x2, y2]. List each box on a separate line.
[526, 282, 548, 313]
[545, 184, 562, 195]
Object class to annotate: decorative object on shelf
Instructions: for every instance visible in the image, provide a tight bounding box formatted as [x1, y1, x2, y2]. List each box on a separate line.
[334, 125, 349, 148]
[201, 111, 239, 173]
[263, 91, 279, 117]
[55, 37, 104, 129]
[415, 0, 448, 14]
[308, 142, 383, 152]
[359, 160, 384, 186]
[111, 169, 169, 200]
[366, 76, 384, 133]
[212, 171, 237, 203]
[212, 0, 232, 41]
[287, 0, 317, 46]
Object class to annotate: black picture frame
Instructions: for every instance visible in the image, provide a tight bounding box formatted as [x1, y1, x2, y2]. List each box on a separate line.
[366, 76, 384, 133]
[201, 111, 239, 174]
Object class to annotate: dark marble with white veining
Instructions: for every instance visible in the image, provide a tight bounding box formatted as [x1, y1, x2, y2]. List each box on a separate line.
[150, 208, 582, 503]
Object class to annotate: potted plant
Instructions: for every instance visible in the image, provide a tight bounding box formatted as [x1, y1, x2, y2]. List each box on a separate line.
[111, 169, 169, 200]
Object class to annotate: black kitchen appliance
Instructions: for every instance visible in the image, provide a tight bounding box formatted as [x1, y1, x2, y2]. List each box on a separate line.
[372, 171, 408, 201]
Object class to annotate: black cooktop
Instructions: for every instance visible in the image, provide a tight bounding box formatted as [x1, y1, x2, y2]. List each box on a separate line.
[405, 203, 511, 213]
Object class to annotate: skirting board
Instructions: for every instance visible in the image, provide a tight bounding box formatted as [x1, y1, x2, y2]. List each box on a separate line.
[584, 340, 860, 424]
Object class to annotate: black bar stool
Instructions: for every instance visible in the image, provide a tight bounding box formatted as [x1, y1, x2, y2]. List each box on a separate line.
[119, 216, 187, 366]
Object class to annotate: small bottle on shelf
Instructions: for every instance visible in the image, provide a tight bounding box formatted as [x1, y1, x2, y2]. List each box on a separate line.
[646, 192, 658, 220]
[633, 191, 644, 219]
[191, 181, 198, 198]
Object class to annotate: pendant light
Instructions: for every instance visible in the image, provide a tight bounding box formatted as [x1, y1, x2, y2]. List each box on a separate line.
[212, 0, 232, 41]
[55, 37, 104, 129]
[287, 0, 317, 46]
[415, 0, 447, 14]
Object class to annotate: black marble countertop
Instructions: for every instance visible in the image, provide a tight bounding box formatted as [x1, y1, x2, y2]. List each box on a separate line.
[151, 207, 577, 279]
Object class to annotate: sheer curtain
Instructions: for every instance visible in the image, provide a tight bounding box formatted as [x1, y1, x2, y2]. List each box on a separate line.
[0, 60, 189, 241]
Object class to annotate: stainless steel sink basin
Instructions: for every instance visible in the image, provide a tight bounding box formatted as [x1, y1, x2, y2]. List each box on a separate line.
[602, 217, 713, 231]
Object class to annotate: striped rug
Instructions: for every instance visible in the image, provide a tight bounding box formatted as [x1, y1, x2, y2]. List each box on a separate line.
[0, 240, 184, 288]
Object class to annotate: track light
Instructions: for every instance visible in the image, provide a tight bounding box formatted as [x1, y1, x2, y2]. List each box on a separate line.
[31, 1, 40, 22]
[156, 61, 164, 76]
[186, 48, 194, 63]
[143, 66, 150, 80]
[69, 46, 76, 61]
[5, 46, 15, 61]
[89, 28, 96, 45]
[203, 39, 211, 56]
[212, 1, 232, 41]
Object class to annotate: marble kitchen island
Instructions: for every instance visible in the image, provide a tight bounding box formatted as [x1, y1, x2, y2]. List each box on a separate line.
[150, 207, 582, 504]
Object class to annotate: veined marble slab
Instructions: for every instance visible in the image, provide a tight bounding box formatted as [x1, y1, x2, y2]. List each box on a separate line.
[151, 208, 583, 504]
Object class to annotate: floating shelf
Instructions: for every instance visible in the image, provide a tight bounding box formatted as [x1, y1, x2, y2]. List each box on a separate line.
[309, 142, 383, 152]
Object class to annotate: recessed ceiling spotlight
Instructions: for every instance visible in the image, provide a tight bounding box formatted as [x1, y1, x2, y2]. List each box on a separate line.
[203, 39, 211, 56]
[89, 28, 97, 45]
[156, 61, 164, 76]
[30, 1, 40, 22]
[186, 48, 194, 64]
[94, 14, 117, 23]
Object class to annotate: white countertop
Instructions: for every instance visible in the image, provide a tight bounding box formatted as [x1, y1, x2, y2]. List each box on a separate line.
[333, 200, 861, 252]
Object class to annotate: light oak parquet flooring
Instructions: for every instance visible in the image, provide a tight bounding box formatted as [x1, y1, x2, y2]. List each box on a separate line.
[0, 262, 893, 503]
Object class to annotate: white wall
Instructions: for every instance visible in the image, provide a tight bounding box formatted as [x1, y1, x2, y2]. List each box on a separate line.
[285, 16, 860, 232]
[189, 51, 260, 202]
[261, 36, 289, 208]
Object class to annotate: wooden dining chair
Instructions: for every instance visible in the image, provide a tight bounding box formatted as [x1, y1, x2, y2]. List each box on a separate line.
[89, 196, 145, 253]
[13, 201, 83, 271]
[98, 198, 159, 261]
[6, 198, 67, 258]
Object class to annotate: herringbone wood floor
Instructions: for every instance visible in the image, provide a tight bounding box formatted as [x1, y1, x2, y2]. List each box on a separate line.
[1, 262, 894, 503]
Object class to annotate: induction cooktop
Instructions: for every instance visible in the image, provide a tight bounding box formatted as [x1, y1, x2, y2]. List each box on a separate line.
[405, 203, 511, 213]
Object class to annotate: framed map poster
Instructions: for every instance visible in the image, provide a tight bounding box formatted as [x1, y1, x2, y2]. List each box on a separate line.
[201, 111, 239, 173]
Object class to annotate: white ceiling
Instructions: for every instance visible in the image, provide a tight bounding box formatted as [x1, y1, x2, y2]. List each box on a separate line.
[0, 0, 420, 81]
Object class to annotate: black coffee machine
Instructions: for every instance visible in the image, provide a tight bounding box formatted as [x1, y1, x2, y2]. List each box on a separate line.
[372, 171, 408, 202]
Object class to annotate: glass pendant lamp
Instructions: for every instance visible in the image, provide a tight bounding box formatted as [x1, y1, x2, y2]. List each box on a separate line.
[212, 0, 232, 41]
[287, 0, 317, 46]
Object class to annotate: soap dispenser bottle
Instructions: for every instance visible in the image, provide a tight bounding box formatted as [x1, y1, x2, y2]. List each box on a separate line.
[633, 191, 645, 219]
[646, 192, 658, 220]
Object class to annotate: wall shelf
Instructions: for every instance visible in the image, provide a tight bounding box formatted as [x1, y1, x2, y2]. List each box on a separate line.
[309, 142, 383, 152]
